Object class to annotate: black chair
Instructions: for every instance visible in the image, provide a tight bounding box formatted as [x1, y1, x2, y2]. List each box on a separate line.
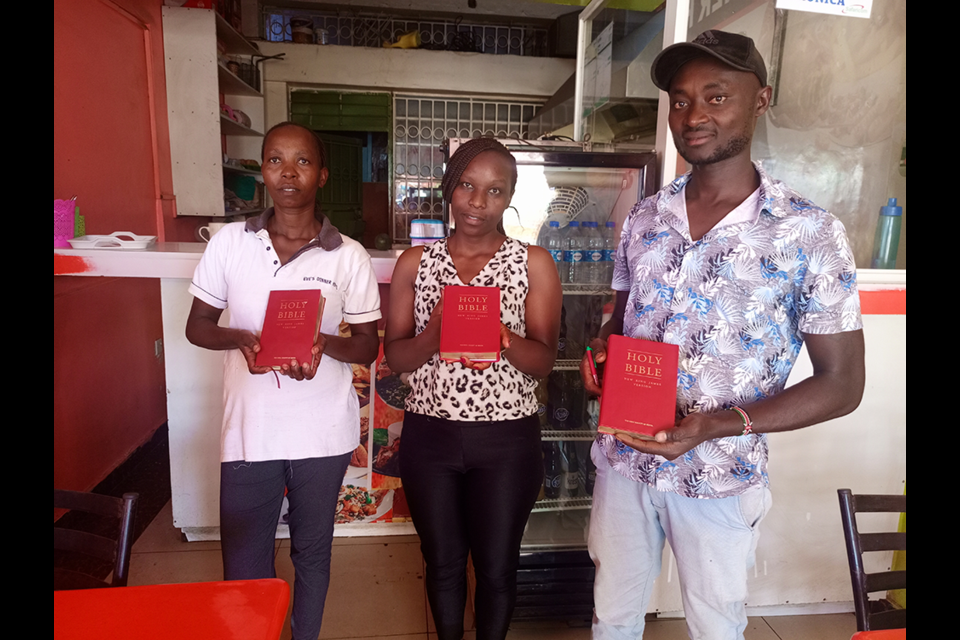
[837, 488, 905, 631]
[54, 490, 138, 590]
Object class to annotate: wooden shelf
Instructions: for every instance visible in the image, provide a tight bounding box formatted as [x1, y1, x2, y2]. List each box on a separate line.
[164, 7, 265, 217]
[220, 114, 263, 137]
[217, 63, 262, 97]
[215, 11, 259, 56]
[223, 164, 262, 176]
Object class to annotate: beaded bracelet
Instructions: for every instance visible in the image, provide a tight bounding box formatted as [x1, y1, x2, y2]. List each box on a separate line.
[730, 406, 753, 436]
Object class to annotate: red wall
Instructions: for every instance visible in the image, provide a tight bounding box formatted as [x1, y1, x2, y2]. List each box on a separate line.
[54, 277, 167, 492]
[54, 0, 186, 493]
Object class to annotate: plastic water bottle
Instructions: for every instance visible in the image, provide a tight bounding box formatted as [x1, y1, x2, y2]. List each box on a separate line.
[870, 198, 902, 269]
[563, 221, 583, 283]
[583, 221, 604, 284]
[602, 221, 616, 284]
[542, 221, 563, 277]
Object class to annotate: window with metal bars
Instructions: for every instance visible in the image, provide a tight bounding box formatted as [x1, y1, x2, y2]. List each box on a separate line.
[263, 8, 549, 57]
[392, 95, 542, 243]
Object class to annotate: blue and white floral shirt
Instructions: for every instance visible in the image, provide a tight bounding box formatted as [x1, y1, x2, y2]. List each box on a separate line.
[598, 162, 862, 499]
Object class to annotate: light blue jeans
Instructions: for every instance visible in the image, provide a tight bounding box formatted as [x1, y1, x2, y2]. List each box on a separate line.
[588, 441, 771, 640]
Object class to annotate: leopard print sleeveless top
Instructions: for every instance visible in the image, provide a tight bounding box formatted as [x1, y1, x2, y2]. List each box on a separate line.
[404, 238, 538, 421]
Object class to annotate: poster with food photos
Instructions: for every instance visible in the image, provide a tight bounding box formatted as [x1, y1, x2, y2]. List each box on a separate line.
[279, 324, 411, 527]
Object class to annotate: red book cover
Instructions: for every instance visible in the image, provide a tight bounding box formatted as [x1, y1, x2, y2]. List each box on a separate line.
[439, 285, 501, 362]
[597, 335, 679, 440]
[256, 289, 325, 370]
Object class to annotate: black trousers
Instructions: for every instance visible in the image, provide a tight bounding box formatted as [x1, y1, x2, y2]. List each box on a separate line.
[219, 453, 351, 640]
[399, 412, 543, 640]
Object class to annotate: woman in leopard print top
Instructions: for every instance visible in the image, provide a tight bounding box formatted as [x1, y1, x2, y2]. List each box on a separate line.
[384, 138, 562, 640]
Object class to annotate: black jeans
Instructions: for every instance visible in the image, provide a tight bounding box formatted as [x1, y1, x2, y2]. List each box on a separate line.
[219, 453, 351, 640]
[399, 412, 543, 640]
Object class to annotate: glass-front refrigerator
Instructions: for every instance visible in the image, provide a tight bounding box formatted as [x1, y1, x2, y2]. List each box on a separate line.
[447, 139, 658, 622]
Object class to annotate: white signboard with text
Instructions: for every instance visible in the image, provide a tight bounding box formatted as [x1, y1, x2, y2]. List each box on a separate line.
[776, 0, 872, 19]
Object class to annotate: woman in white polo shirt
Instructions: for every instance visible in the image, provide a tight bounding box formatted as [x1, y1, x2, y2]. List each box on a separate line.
[186, 122, 381, 640]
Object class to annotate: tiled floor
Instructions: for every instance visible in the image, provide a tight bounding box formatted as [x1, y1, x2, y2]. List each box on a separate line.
[130, 500, 858, 640]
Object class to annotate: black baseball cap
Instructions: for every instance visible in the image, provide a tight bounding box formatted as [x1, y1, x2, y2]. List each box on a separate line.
[651, 30, 767, 91]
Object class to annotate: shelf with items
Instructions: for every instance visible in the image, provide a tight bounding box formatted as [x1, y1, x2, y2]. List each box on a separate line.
[560, 284, 614, 296]
[217, 63, 262, 97]
[531, 288, 607, 533]
[531, 495, 593, 513]
[163, 6, 266, 217]
[222, 163, 262, 176]
[214, 11, 258, 57]
[552, 359, 584, 371]
[219, 114, 263, 137]
[540, 430, 596, 442]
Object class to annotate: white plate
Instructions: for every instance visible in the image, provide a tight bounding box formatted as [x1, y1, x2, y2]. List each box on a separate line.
[68, 231, 157, 250]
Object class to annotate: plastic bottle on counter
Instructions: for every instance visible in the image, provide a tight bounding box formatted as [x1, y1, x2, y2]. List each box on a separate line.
[870, 198, 903, 269]
[602, 221, 616, 284]
[562, 221, 583, 284]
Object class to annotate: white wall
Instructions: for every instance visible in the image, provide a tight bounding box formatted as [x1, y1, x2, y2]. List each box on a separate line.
[257, 41, 575, 129]
[726, 2, 907, 269]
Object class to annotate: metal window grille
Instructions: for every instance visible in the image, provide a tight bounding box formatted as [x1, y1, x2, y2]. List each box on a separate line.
[392, 95, 541, 243]
[263, 9, 548, 57]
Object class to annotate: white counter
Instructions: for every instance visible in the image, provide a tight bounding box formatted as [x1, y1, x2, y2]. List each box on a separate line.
[57, 242, 409, 541]
[54, 242, 404, 283]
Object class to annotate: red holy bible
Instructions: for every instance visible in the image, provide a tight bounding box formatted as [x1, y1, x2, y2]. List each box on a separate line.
[256, 289, 325, 369]
[439, 285, 501, 362]
[597, 335, 679, 440]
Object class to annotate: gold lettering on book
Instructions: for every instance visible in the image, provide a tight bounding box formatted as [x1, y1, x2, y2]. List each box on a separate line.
[624, 363, 662, 377]
[623, 350, 663, 380]
[458, 294, 489, 312]
[625, 351, 663, 365]
[277, 300, 308, 320]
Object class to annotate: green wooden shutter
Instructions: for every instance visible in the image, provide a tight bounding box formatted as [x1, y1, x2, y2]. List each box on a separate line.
[290, 91, 391, 132]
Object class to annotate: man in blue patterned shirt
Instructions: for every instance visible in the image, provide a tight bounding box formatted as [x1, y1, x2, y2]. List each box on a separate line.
[580, 30, 865, 639]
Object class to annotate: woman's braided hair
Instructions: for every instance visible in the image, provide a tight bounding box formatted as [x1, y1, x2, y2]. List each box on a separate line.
[441, 138, 517, 203]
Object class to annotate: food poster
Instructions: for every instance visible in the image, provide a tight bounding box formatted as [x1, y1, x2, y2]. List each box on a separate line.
[278, 324, 412, 528]
[369, 336, 411, 520]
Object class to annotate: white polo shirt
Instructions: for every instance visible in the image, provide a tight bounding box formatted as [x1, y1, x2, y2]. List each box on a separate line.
[189, 210, 381, 463]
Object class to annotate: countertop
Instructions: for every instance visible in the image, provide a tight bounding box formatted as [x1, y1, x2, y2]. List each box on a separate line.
[54, 242, 405, 283]
[54, 243, 905, 291]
